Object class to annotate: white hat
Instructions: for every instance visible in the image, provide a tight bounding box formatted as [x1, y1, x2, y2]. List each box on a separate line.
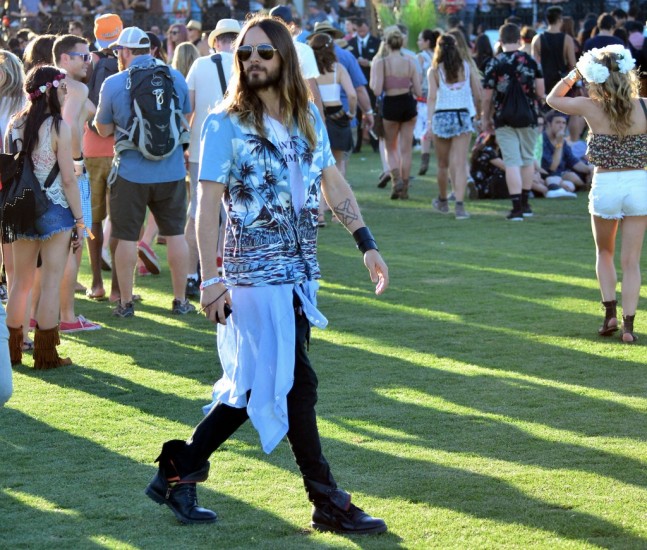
[208, 18, 241, 49]
[109, 26, 150, 49]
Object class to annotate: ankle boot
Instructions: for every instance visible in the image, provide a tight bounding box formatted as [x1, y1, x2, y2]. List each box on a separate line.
[33, 325, 72, 369]
[376, 171, 391, 188]
[418, 153, 430, 175]
[399, 178, 409, 200]
[621, 314, 637, 343]
[598, 300, 619, 336]
[8, 325, 23, 366]
[390, 169, 404, 200]
[145, 439, 217, 524]
[306, 478, 387, 535]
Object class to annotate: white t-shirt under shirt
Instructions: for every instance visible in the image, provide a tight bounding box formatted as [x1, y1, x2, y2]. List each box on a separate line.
[265, 114, 304, 214]
[185, 52, 234, 163]
[293, 40, 320, 81]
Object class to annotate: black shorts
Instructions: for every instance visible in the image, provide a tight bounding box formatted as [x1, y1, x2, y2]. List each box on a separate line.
[382, 93, 417, 123]
[110, 176, 186, 241]
[324, 106, 353, 152]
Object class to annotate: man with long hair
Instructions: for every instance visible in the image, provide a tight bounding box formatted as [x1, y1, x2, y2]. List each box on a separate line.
[145, 14, 389, 535]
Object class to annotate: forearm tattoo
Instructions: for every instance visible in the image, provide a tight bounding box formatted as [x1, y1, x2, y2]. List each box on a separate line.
[332, 198, 359, 226]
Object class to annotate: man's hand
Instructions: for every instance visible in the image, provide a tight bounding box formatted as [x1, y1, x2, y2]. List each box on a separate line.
[200, 283, 231, 325]
[363, 112, 374, 131]
[364, 249, 389, 295]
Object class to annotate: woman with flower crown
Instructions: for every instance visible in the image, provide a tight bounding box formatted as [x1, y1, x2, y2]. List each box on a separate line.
[547, 45, 647, 343]
[4, 65, 84, 368]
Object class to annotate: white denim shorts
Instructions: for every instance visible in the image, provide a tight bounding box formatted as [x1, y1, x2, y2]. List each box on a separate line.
[588, 169, 647, 219]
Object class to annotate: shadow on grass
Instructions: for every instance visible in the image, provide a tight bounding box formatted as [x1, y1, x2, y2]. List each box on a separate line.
[0, 409, 405, 548]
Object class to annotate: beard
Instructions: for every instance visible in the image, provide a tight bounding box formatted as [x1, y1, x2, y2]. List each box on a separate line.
[244, 65, 281, 91]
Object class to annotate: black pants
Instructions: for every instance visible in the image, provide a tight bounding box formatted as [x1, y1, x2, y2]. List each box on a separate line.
[176, 307, 335, 492]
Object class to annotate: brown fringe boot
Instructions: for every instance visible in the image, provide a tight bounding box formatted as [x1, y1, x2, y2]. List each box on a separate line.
[400, 178, 410, 200]
[390, 168, 404, 200]
[34, 325, 72, 370]
[418, 153, 430, 176]
[8, 325, 23, 366]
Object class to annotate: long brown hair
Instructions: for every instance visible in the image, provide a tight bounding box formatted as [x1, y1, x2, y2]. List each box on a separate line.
[587, 51, 641, 137]
[224, 14, 316, 149]
[433, 34, 462, 83]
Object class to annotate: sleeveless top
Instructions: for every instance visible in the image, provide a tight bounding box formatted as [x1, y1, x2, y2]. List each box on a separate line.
[419, 50, 433, 97]
[32, 118, 68, 208]
[586, 98, 647, 170]
[318, 63, 342, 103]
[384, 54, 413, 91]
[539, 32, 567, 95]
[435, 61, 476, 117]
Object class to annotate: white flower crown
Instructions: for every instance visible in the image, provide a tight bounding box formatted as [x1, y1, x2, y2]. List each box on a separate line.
[575, 45, 635, 84]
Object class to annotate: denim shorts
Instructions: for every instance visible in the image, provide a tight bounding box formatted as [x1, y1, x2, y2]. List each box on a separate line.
[14, 201, 74, 241]
[432, 109, 474, 139]
[588, 170, 647, 219]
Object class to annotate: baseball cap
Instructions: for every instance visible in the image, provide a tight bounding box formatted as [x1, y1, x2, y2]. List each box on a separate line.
[269, 5, 293, 24]
[186, 20, 202, 32]
[313, 20, 344, 39]
[208, 18, 241, 49]
[109, 26, 151, 49]
[94, 13, 123, 49]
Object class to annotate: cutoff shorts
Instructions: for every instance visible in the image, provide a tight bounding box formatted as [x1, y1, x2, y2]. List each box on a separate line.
[588, 169, 647, 219]
[432, 109, 474, 139]
[14, 201, 74, 241]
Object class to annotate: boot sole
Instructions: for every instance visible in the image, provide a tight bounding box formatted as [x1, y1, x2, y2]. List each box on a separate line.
[144, 486, 218, 525]
[311, 521, 387, 535]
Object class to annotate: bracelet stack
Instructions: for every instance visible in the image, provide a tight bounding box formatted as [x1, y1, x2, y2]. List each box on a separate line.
[352, 227, 379, 254]
[200, 276, 226, 291]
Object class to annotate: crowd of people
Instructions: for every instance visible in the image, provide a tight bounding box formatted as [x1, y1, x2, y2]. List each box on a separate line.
[0, 0, 645, 537]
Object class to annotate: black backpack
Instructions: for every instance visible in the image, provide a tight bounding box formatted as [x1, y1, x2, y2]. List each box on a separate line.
[114, 60, 189, 161]
[495, 72, 536, 129]
[88, 51, 118, 109]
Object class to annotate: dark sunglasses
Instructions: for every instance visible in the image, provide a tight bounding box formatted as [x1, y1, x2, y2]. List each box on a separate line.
[67, 52, 92, 62]
[236, 43, 278, 62]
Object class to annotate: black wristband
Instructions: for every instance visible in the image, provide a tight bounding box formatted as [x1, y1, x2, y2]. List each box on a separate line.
[352, 227, 379, 254]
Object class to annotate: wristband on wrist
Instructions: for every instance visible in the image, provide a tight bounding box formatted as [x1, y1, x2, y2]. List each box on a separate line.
[352, 227, 379, 254]
[364, 109, 374, 115]
[200, 276, 226, 291]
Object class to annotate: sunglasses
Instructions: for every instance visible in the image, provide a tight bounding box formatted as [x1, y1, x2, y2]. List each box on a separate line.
[236, 43, 278, 62]
[67, 52, 92, 62]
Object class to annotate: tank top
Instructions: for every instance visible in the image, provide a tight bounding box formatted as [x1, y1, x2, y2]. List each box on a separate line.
[419, 50, 432, 97]
[384, 55, 413, 91]
[540, 32, 567, 95]
[434, 61, 476, 118]
[31, 118, 68, 208]
[318, 63, 342, 103]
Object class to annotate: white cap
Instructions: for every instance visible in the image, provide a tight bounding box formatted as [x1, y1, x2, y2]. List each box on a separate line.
[109, 26, 150, 49]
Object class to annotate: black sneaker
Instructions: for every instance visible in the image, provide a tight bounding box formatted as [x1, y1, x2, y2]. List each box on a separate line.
[506, 210, 524, 221]
[185, 278, 200, 299]
[113, 301, 135, 318]
[522, 204, 534, 217]
[172, 299, 196, 315]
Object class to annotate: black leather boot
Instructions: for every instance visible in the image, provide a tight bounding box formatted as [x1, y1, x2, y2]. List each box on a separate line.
[306, 479, 387, 535]
[145, 440, 217, 524]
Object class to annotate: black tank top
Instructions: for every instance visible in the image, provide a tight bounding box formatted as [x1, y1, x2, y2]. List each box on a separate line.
[540, 32, 567, 94]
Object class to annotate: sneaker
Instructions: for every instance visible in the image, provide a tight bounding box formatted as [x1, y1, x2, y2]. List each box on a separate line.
[60, 315, 102, 333]
[113, 301, 135, 318]
[522, 205, 534, 218]
[172, 299, 196, 315]
[455, 203, 471, 220]
[186, 278, 200, 299]
[467, 178, 478, 200]
[432, 197, 450, 214]
[137, 241, 161, 275]
[447, 192, 456, 202]
[546, 187, 577, 199]
[506, 210, 524, 221]
[101, 248, 112, 271]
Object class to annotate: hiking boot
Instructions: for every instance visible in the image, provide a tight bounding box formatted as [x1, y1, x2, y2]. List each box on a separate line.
[312, 501, 387, 535]
[185, 278, 200, 299]
[506, 210, 524, 221]
[432, 197, 449, 214]
[145, 462, 217, 525]
[113, 301, 135, 318]
[172, 299, 196, 315]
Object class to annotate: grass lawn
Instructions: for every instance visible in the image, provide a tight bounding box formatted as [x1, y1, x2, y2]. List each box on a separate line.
[1, 150, 646, 549]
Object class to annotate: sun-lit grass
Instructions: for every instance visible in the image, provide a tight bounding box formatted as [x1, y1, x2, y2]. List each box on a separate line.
[1, 149, 647, 549]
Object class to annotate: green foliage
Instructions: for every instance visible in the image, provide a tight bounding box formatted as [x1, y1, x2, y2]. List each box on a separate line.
[373, 0, 437, 49]
[2, 150, 647, 548]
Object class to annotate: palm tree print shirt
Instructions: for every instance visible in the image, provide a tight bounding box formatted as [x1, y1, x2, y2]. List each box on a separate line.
[199, 105, 334, 286]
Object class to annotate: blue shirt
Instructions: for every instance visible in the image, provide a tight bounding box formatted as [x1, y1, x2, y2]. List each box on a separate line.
[541, 132, 579, 175]
[199, 105, 335, 287]
[334, 44, 367, 117]
[96, 55, 191, 184]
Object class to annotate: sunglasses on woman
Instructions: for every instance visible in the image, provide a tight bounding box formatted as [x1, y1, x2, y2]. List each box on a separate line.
[236, 43, 278, 62]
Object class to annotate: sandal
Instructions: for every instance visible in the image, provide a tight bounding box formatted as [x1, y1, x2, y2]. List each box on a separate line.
[598, 300, 619, 336]
[621, 314, 638, 343]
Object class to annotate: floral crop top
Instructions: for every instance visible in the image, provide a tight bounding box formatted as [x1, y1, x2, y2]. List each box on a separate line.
[586, 133, 647, 170]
